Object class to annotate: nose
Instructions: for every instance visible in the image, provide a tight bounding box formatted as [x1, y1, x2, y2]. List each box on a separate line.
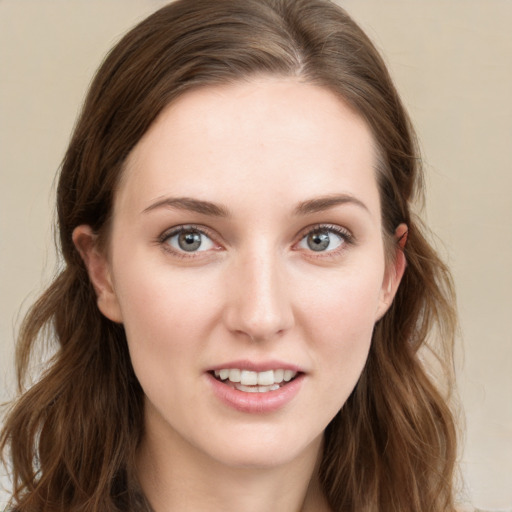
[223, 247, 295, 342]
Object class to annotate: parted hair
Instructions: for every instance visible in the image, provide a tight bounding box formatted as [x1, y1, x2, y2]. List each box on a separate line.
[1, 0, 458, 510]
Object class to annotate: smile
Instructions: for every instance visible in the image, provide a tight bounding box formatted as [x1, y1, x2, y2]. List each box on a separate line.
[212, 369, 298, 393]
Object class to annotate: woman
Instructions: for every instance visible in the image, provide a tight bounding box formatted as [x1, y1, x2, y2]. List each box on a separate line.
[1, 0, 458, 510]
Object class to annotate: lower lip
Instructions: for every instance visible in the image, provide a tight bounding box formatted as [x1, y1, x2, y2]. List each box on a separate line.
[206, 373, 305, 413]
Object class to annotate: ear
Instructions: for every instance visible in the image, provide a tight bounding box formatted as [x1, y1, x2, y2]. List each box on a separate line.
[376, 223, 408, 321]
[72, 225, 123, 323]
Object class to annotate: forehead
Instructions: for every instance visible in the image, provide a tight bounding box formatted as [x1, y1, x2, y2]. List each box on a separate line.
[118, 77, 380, 217]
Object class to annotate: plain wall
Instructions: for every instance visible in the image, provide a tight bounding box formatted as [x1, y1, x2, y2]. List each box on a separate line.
[1, 1, 511, 510]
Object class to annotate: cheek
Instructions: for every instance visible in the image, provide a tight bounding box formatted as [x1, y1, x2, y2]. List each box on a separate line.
[111, 253, 222, 368]
[296, 265, 383, 402]
[297, 261, 384, 339]
[111, 261, 228, 429]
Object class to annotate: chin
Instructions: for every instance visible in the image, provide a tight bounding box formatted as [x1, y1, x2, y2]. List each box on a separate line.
[198, 426, 324, 471]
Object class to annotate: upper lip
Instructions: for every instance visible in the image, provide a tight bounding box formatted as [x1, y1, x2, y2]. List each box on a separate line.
[208, 359, 305, 373]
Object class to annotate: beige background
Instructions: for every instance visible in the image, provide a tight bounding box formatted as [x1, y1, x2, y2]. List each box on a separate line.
[1, 1, 511, 510]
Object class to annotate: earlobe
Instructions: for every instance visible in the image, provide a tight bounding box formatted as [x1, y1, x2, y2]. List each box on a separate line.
[72, 225, 123, 323]
[376, 223, 408, 321]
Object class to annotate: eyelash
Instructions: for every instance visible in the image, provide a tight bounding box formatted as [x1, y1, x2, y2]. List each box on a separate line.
[157, 223, 354, 259]
[157, 224, 219, 259]
[295, 223, 354, 258]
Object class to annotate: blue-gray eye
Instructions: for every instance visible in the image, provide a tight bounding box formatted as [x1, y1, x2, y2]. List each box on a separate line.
[166, 229, 215, 252]
[299, 229, 345, 252]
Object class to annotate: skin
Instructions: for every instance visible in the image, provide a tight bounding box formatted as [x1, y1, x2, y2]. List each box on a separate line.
[74, 77, 406, 512]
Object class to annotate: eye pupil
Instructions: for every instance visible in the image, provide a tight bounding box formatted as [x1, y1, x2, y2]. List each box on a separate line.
[307, 231, 330, 251]
[178, 231, 202, 251]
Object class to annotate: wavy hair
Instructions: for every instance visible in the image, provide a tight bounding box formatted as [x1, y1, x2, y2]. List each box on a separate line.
[1, 0, 458, 510]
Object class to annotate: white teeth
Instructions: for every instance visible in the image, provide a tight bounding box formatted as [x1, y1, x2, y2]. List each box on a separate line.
[236, 384, 259, 393]
[240, 370, 258, 386]
[213, 368, 298, 387]
[283, 369, 295, 382]
[228, 368, 241, 382]
[273, 369, 284, 383]
[257, 370, 274, 386]
[236, 383, 282, 393]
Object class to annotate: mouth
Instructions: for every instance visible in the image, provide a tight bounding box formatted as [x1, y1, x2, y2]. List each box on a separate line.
[209, 368, 301, 393]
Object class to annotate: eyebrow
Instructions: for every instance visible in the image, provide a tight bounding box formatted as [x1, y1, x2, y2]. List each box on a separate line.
[293, 194, 370, 216]
[142, 197, 230, 217]
[142, 193, 369, 218]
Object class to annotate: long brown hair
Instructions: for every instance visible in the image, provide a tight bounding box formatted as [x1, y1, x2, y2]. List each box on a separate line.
[1, 0, 458, 510]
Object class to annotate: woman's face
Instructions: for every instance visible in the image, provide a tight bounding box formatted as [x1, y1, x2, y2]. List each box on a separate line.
[78, 78, 403, 470]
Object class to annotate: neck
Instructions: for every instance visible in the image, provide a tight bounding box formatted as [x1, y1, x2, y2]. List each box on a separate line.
[136, 408, 330, 512]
